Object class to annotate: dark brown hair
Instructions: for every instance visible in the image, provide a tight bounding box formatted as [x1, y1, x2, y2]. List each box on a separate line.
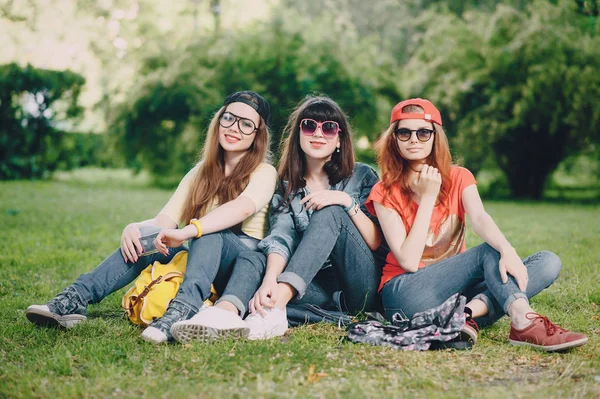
[277, 96, 355, 209]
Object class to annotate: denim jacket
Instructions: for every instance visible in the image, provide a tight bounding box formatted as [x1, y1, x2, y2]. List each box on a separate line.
[258, 162, 379, 262]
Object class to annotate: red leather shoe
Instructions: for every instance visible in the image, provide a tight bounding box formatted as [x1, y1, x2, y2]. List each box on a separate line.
[509, 313, 588, 352]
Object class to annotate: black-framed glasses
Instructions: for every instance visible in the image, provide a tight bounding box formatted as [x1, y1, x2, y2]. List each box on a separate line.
[394, 128, 434, 142]
[219, 112, 258, 135]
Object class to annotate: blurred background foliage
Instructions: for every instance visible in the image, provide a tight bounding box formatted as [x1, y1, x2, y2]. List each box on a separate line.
[1, 0, 599, 198]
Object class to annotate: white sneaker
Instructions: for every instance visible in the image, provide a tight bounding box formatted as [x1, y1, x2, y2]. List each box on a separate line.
[170, 307, 249, 344]
[245, 308, 288, 340]
[26, 305, 87, 329]
[140, 326, 169, 344]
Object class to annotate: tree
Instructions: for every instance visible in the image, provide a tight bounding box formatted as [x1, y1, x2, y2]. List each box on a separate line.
[109, 17, 383, 182]
[0, 63, 85, 179]
[402, 0, 600, 199]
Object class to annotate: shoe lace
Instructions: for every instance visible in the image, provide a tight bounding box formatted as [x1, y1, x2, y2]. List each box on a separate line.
[526, 313, 566, 336]
[153, 304, 192, 331]
[50, 286, 86, 316]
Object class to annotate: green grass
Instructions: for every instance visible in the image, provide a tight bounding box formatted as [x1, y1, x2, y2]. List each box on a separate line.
[1, 169, 599, 398]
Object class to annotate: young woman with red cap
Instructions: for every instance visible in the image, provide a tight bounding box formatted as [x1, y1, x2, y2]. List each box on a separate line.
[364, 98, 587, 352]
[26, 91, 277, 344]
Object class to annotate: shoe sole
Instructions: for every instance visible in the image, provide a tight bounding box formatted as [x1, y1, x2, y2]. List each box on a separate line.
[26, 307, 87, 329]
[247, 327, 288, 340]
[459, 327, 478, 345]
[140, 333, 168, 344]
[171, 324, 249, 344]
[509, 337, 588, 352]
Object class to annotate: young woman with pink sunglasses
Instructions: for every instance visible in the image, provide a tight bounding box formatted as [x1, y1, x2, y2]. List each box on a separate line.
[169, 95, 385, 342]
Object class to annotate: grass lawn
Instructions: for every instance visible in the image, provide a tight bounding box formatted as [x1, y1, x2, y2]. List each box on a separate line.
[1, 169, 599, 398]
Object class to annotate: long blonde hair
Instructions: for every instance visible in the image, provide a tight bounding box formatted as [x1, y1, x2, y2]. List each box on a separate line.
[181, 107, 271, 224]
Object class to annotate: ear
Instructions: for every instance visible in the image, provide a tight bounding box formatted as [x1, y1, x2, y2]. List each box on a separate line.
[336, 138, 341, 149]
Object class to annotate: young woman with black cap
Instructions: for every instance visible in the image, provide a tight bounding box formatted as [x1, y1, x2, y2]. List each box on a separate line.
[364, 98, 587, 352]
[26, 91, 277, 343]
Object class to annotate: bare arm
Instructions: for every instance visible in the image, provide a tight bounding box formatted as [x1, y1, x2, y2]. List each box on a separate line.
[348, 205, 382, 250]
[249, 252, 288, 316]
[462, 185, 528, 290]
[120, 214, 179, 263]
[462, 185, 513, 253]
[374, 197, 435, 272]
[132, 214, 178, 230]
[373, 164, 442, 272]
[264, 252, 288, 281]
[154, 195, 257, 252]
[155, 164, 277, 252]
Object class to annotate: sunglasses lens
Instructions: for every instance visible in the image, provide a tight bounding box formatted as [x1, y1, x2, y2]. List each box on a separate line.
[395, 128, 412, 141]
[417, 129, 433, 142]
[300, 119, 318, 135]
[321, 122, 339, 138]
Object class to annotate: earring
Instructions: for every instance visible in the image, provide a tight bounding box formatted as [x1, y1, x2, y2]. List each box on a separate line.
[336, 147, 340, 153]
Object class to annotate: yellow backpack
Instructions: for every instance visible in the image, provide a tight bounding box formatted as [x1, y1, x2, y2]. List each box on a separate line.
[122, 251, 217, 326]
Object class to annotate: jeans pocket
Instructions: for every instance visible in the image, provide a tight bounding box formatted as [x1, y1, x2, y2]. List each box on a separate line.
[381, 275, 408, 319]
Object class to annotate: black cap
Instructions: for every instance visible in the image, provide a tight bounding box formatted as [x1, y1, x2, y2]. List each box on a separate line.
[223, 91, 271, 127]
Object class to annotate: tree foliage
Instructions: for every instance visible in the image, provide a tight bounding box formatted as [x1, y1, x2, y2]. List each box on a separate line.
[0, 63, 85, 179]
[402, 0, 600, 198]
[110, 16, 385, 182]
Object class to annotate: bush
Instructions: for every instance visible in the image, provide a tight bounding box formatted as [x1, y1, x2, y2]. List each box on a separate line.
[0, 63, 85, 179]
[56, 132, 123, 171]
[402, 0, 600, 199]
[109, 20, 385, 183]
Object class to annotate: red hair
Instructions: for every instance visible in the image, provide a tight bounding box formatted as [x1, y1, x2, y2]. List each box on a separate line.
[375, 104, 453, 220]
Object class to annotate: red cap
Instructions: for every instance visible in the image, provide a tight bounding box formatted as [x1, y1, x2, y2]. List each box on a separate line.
[390, 98, 442, 126]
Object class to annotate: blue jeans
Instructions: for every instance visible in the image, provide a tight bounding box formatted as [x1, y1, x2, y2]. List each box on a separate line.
[279, 206, 384, 313]
[71, 230, 257, 314]
[381, 243, 562, 325]
[219, 206, 383, 315]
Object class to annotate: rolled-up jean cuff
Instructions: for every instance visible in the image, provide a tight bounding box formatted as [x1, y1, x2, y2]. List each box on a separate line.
[278, 272, 307, 299]
[215, 294, 246, 316]
[472, 293, 497, 319]
[71, 285, 90, 305]
[170, 298, 199, 314]
[502, 292, 529, 314]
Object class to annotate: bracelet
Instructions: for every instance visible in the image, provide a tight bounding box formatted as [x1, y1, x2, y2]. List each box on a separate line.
[348, 202, 360, 217]
[343, 197, 356, 213]
[189, 218, 203, 238]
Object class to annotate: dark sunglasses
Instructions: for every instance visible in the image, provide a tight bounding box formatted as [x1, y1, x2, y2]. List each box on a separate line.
[219, 112, 257, 135]
[394, 128, 434, 142]
[299, 119, 340, 139]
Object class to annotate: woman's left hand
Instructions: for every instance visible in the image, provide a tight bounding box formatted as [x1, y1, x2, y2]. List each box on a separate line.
[300, 190, 352, 211]
[499, 249, 528, 292]
[154, 228, 189, 255]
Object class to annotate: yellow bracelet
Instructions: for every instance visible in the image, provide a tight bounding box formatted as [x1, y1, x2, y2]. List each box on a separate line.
[189, 218, 203, 238]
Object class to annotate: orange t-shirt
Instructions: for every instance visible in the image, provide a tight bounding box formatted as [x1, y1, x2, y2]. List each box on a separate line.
[365, 166, 477, 291]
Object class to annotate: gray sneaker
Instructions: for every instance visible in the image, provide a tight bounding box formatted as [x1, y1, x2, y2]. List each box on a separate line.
[141, 301, 195, 344]
[26, 286, 88, 329]
[26, 305, 87, 329]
